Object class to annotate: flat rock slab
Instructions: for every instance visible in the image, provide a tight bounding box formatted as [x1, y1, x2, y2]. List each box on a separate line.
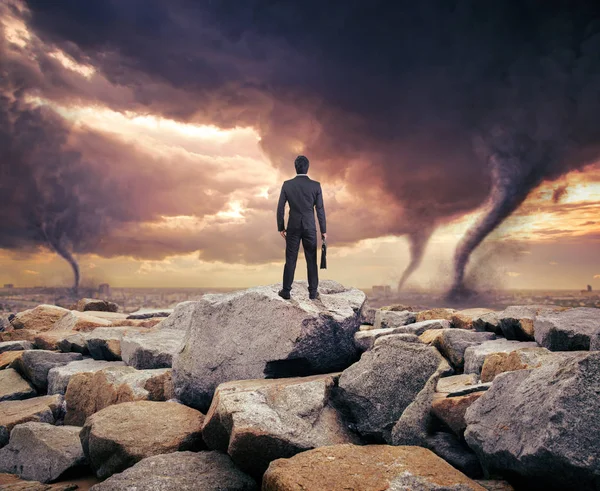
[65, 366, 172, 425]
[48, 359, 126, 395]
[337, 336, 450, 443]
[33, 332, 76, 351]
[51, 311, 113, 333]
[436, 374, 479, 394]
[464, 339, 538, 376]
[0, 350, 23, 369]
[0, 395, 62, 447]
[0, 422, 86, 483]
[0, 340, 33, 353]
[480, 347, 556, 383]
[0, 368, 36, 402]
[127, 308, 174, 319]
[262, 444, 485, 491]
[498, 305, 566, 341]
[465, 352, 600, 489]
[373, 309, 416, 329]
[451, 309, 497, 330]
[354, 325, 429, 351]
[534, 307, 600, 351]
[431, 329, 496, 370]
[80, 400, 205, 479]
[203, 374, 360, 478]
[0, 473, 78, 490]
[13, 351, 83, 392]
[415, 308, 457, 322]
[10, 305, 70, 332]
[172, 280, 366, 412]
[121, 329, 185, 369]
[90, 450, 257, 491]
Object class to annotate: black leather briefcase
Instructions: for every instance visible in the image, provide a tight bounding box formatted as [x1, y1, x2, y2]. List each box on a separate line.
[320, 238, 327, 269]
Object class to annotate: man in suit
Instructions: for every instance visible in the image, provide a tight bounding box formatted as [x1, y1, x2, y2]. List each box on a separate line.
[277, 155, 327, 300]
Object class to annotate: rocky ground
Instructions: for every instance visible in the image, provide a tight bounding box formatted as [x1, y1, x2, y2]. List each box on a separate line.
[0, 283, 599, 490]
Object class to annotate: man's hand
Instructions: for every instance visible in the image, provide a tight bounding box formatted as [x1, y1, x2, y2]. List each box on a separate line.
[280, 230, 287, 239]
[322, 233, 327, 241]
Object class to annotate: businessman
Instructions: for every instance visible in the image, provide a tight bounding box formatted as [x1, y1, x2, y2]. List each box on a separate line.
[277, 155, 327, 300]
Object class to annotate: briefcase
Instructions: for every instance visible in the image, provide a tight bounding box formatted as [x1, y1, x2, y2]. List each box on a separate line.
[320, 238, 327, 269]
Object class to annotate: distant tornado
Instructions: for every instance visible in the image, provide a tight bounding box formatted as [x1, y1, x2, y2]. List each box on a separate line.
[398, 228, 433, 292]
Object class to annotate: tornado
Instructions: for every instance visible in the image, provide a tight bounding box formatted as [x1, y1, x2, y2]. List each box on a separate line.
[398, 228, 433, 292]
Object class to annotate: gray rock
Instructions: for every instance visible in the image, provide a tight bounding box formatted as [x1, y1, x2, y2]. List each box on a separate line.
[427, 432, 483, 478]
[12, 350, 83, 391]
[154, 301, 197, 331]
[432, 329, 496, 370]
[0, 395, 63, 447]
[465, 352, 600, 489]
[359, 319, 449, 339]
[173, 280, 365, 412]
[90, 451, 257, 491]
[47, 359, 125, 395]
[533, 307, 600, 351]
[86, 327, 143, 361]
[498, 305, 565, 341]
[472, 311, 502, 334]
[373, 309, 416, 329]
[592, 331, 600, 351]
[0, 368, 36, 401]
[126, 308, 174, 320]
[0, 422, 86, 483]
[359, 300, 376, 325]
[464, 339, 538, 376]
[337, 336, 450, 443]
[202, 374, 360, 478]
[121, 329, 185, 369]
[57, 332, 89, 354]
[354, 327, 421, 351]
[0, 340, 34, 353]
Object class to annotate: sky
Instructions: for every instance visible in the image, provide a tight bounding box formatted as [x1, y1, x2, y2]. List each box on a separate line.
[0, 0, 599, 291]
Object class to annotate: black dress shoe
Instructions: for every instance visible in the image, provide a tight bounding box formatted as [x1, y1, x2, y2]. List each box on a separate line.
[278, 289, 291, 300]
[309, 291, 320, 300]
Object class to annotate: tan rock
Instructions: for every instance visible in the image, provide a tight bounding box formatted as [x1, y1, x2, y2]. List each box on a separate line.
[75, 298, 119, 313]
[0, 368, 36, 402]
[262, 444, 485, 491]
[65, 366, 173, 425]
[480, 347, 555, 383]
[10, 305, 70, 332]
[80, 400, 205, 479]
[0, 350, 23, 369]
[431, 392, 484, 436]
[415, 308, 457, 322]
[420, 329, 445, 344]
[436, 374, 479, 395]
[0, 395, 62, 446]
[33, 331, 76, 351]
[0, 473, 78, 490]
[0, 329, 37, 343]
[451, 308, 495, 330]
[86, 326, 146, 361]
[51, 311, 113, 332]
[110, 318, 163, 328]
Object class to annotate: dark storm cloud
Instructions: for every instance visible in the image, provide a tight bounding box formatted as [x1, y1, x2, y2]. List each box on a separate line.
[5, 0, 600, 290]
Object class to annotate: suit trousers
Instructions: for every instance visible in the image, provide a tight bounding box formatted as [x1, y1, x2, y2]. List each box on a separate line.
[282, 224, 318, 293]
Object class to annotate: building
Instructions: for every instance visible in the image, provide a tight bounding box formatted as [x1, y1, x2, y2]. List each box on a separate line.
[372, 285, 391, 296]
[2, 284, 14, 289]
[98, 283, 111, 297]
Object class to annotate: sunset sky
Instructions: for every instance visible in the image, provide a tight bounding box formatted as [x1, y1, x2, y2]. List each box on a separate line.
[1, 1, 599, 291]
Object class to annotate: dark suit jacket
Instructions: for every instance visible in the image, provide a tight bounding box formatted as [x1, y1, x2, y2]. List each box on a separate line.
[277, 175, 326, 234]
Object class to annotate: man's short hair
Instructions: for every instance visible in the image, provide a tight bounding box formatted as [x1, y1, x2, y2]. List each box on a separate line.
[294, 155, 309, 174]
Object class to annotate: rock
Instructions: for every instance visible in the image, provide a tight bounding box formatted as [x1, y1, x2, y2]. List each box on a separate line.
[431, 392, 484, 436]
[533, 307, 600, 351]
[475, 480, 515, 491]
[12, 351, 83, 392]
[173, 280, 365, 412]
[0, 329, 37, 343]
[121, 329, 185, 369]
[202, 374, 360, 478]
[361, 320, 450, 341]
[465, 352, 600, 489]
[337, 336, 450, 442]
[65, 366, 173, 425]
[127, 308, 174, 320]
[0, 473, 78, 490]
[0, 350, 23, 369]
[420, 329, 445, 344]
[464, 339, 538, 376]
[472, 311, 503, 334]
[32, 332, 74, 351]
[0, 395, 62, 447]
[47, 359, 125, 395]
[359, 300, 376, 325]
[0, 422, 86, 483]
[80, 400, 205, 479]
[0, 340, 33, 353]
[86, 327, 144, 361]
[592, 331, 600, 351]
[480, 347, 556, 383]
[154, 301, 197, 331]
[51, 311, 113, 332]
[90, 450, 257, 491]
[431, 330, 496, 370]
[354, 327, 421, 351]
[498, 305, 566, 341]
[373, 309, 416, 329]
[262, 444, 485, 491]
[415, 308, 457, 322]
[57, 332, 88, 354]
[0, 368, 36, 401]
[10, 305, 69, 331]
[82, 311, 128, 321]
[436, 374, 479, 394]
[451, 309, 496, 330]
[76, 298, 119, 313]
[427, 432, 483, 478]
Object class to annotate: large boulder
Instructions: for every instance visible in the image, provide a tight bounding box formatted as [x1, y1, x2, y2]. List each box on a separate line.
[202, 374, 360, 478]
[80, 400, 205, 479]
[0, 340, 33, 353]
[76, 298, 119, 313]
[465, 352, 600, 489]
[90, 451, 257, 491]
[533, 308, 600, 351]
[0, 395, 62, 447]
[431, 330, 496, 370]
[0, 422, 86, 483]
[0, 368, 36, 401]
[47, 359, 125, 395]
[9, 305, 69, 331]
[262, 444, 485, 491]
[480, 347, 556, 383]
[12, 351, 83, 392]
[172, 280, 366, 412]
[121, 329, 185, 369]
[65, 366, 173, 425]
[337, 336, 450, 442]
[498, 305, 565, 341]
[464, 339, 538, 376]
